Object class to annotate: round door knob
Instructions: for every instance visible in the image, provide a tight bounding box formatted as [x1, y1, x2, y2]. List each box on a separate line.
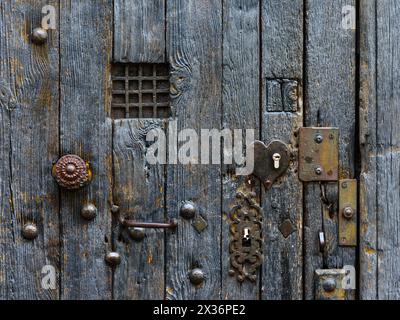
[52, 155, 92, 189]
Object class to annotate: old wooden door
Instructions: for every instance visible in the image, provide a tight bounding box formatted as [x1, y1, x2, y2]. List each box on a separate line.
[0, 0, 398, 300]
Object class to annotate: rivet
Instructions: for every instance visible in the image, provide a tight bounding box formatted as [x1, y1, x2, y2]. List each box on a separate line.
[111, 205, 120, 214]
[315, 167, 323, 175]
[342, 206, 354, 220]
[105, 252, 121, 267]
[189, 268, 205, 285]
[22, 223, 38, 240]
[128, 227, 145, 241]
[315, 134, 324, 144]
[180, 201, 197, 220]
[322, 278, 337, 292]
[341, 182, 348, 189]
[31, 27, 48, 45]
[80, 203, 97, 220]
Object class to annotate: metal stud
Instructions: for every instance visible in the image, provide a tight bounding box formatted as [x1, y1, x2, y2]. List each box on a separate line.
[180, 201, 197, 220]
[22, 223, 38, 240]
[80, 203, 97, 220]
[111, 205, 120, 214]
[189, 268, 205, 285]
[31, 27, 48, 45]
[128, 227, 145, 241]
[322, 278, 337, 292]
[105, 252, 121, 267]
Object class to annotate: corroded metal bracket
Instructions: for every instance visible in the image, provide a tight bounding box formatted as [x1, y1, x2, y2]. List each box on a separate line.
[298, 127, 339, 181]
[315, 269, 347, 300]
[228, 191, 263, 283]
[339, 179, 357, 246]
[251, 140, 290, 190]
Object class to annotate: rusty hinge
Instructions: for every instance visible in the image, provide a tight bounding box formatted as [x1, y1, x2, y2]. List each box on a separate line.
[315, 267, 356, 300]
[339, 179, 357, 246]
[298, 127, 339, 181]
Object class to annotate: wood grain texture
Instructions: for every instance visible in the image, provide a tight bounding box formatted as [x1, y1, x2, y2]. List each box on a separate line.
[261, 0, 303, 300]
[59, 0, 113, 299]
[360, 0, 400, 300]
[304, 0, 356, 299]
[112, 119, 166, 299]
[114, 0, 165, 63]
[221, 0, 260, 300]
[165, 0, 222, 300]
[262, 0, 303, 79]
[359, 0, 377, 300]
[0, 0, 60, 299]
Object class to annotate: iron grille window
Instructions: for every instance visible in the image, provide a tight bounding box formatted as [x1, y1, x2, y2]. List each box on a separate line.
[111, 63, 170, 118]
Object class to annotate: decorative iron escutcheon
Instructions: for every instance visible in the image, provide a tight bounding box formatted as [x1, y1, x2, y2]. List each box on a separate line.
[52, 154, 92, 189]
[228, 191, 263, 283]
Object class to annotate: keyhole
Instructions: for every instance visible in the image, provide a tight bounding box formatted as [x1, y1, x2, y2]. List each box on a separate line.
[242, 227, 251, 247]
[272, 153, 281, 169]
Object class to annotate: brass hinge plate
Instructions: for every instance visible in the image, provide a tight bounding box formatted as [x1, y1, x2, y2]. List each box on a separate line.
[339, 179, 357, 246]
[298, 127, 339, 182]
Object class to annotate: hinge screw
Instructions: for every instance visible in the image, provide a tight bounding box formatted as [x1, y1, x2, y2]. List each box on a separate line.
[315, 167, 323, 175]
[315, 134, 324, 144]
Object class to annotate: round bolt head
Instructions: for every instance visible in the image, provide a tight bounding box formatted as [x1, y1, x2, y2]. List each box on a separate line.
[31, 27, 48, 44]
[189, 268, 205, 285]
[315, 167, 323, 175]
[180, 201, 197, 220]
[111, 205, 120, 214]
[81, 203, 97, 220]
[322, 278, 337, 292]
[315, 134, 324, 144]
[342, 206, 354, 220]
[22, 223, 38, 240]
[128, 227, 145, 241]
[105, 252, 121, 267]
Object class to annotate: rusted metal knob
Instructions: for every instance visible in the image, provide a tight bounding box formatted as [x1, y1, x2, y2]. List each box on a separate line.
[81, 204, 97, 220]
[22, 223, 38, 240]
[52, 155, 92, 189]
[128, 227, 146, 241]
[105, 252, 121, 267]
[342, 206, 354, 220]
[31, 27, 48, 45]
[189, 268, 205, 285]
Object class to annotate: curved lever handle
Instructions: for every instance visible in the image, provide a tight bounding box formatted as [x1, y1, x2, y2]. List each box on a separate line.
[121, 218, 178, 229]
[52, 154, 92, 189]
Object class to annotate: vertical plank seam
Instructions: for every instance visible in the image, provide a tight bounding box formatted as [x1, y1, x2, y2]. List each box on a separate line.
[258, 0, 263, 300]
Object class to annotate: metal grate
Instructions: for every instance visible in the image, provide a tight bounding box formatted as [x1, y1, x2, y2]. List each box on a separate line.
[111, 63, 170, 118]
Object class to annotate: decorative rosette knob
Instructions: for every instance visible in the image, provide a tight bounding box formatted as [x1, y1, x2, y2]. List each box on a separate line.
[52, 155, 92, 189]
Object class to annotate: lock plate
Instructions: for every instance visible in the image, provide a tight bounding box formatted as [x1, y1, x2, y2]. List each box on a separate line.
[228, 192, 263, 283]
[251, 140, 290, 189]
[339, 179, 357, 246]
[298, 127, 339, 181]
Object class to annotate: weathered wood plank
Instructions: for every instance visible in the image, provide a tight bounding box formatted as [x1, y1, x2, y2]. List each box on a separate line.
[360, 0, 400, 300]
[0, 0, 60, 299]
[114, 0, 165, 63]
[304, 0, 356, 299]
[359, 0, 377, 300]
[59, 0, 113, 299]
[112, 119, 166, 299]
[261, 0, 304, 300]
[263, 0, 303, 78]
[165, 0, 222, 300]
[221, 0, 260, 300]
